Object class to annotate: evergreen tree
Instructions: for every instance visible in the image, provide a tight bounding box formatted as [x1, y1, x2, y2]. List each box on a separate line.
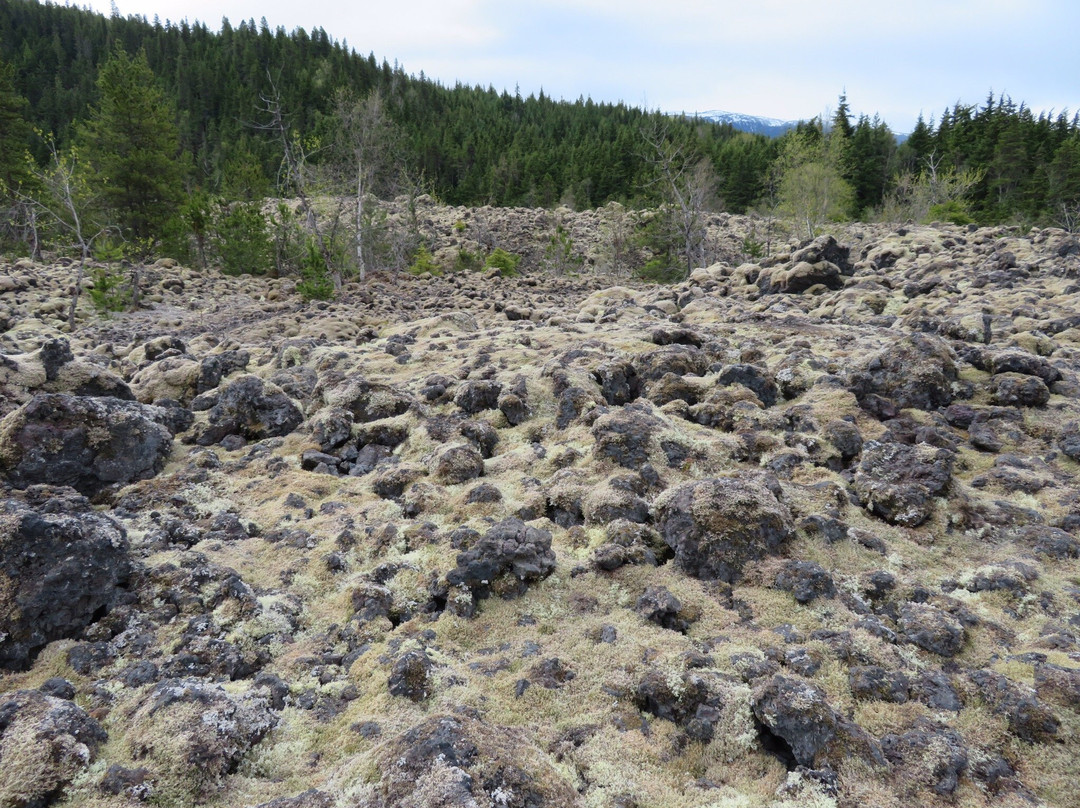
[0, 59, 32, 196]
[832, 93, 854, 139]
[79, 44, 183, 244]
[846, 115, 896, 214]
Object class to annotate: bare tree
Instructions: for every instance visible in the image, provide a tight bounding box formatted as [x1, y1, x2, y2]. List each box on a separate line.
[252, 75, 337, 284]
[641, 121, 720, 278]
[333, 89, 399, 281]
[598, 201, 634, 277]
[17, 135, 113, 328]
[1, 198, 43, 261]
[1055, 200, 1080, 233]
[878, 151, 981, 224]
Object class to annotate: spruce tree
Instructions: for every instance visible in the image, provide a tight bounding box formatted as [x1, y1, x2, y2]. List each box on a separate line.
[79, 44, 183, 245]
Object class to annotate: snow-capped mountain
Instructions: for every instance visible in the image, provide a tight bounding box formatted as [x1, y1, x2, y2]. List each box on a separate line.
[676, 110, 801, 137]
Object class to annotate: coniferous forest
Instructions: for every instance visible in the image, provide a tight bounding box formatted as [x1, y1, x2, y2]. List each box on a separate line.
[2, 0, 1080, 279]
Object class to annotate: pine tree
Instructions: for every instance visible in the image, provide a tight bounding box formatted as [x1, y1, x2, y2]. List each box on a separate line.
[79, 44, 183, 245]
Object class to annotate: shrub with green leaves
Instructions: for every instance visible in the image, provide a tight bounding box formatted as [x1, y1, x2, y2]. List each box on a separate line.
[213, 200, 272, 276]
[928, 200, 974, 226]
[484, 247, 521, 277]
[634, 257, 683, 284]
[92, 236, 124, 263]
[407, 246, 442, 276]
[454, 248, 483, 272]
[296, 238, 334, 301]
[88, 266, 130, 313]
[741, 232, 765, 260]
[542, 224, 583, 275]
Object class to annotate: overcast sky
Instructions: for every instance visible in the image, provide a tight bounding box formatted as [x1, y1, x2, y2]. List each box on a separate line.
[78, 0, 1079, 132]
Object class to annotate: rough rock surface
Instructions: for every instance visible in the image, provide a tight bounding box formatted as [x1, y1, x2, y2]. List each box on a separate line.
[654, 475, 794, 581]
[126, 679, 277, 802]
[0, 689, 108, 808]
[853, 440, 954, 526]
[0, 393, 177, 495]
[444, 518, 556, 611]
[849, 333, 959, 411]
[2, 216, 1080, 807]
[0, 490, 131, 670]
[194, 374, 303, 445]
[752, 675, 884, 770]
[372, 714, 579, 808]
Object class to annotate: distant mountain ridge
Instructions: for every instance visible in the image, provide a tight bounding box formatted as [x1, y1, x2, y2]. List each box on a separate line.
[677, 109, 911, 142]
[678, 110, 801, 137]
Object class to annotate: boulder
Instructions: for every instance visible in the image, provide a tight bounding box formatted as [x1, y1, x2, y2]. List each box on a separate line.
[909, 671, 962, 711]
[760, 260, 843, 294]
[252, 791, 336, 808]
[127, 679, 277, 802]
[497, 377, 531, 425]
[388, 650, 434, 702]
[752, 675, 883, 770]
[633, 668, 742, 740]
[581, 476, 650, 525]
[370, 714, 579, 808]
[989, 349, 1062, 385]
[790, 234, 852, 272]
[32, 337, 134, 400]
[654, 474, 794, 582]
[636, 586, 695, 633]
[592, 359, 640, 405]
[591, 403, 666, 468]
[1034, 662, 1080, 709]
[853, 440, 954, 527]
[881, 723, 969, 796]
[849, 666, 909, 703]
[0, 689, 107, 807]
[194, 375, 303, 445]
[430, 443, 485, 484]
[0, 492, 130, 670]
[335, 377, 413, 422]
[823, 419, 863, 460]
[969, 670, 1060, 743]
[989, 372, 1050, 407]
[632, 345, 709, 382]
[715, 363, 778, 407]
[897, 603, 966, 657]
[445, 519, 556, 613]
[774, 560, 835, 604]
[643, 371, 706, 406]
[849, 333, 958, 411]
[529, 657, 576, 689]
[131, 355, 202, 404]
[308, 406, 353, 452]
[0, 394, 177, 495]
[453, 380, 502, 414]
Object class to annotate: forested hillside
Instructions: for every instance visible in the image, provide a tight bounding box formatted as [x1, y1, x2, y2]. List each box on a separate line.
[1, 0, 1079, 279]
[0, 0, 763, 210]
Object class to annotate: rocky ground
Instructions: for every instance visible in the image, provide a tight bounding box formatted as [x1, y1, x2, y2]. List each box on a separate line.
[1, 211, 1080, 808]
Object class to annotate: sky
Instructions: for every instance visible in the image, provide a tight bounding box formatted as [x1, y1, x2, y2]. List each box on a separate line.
[76, 0, 1080, 133]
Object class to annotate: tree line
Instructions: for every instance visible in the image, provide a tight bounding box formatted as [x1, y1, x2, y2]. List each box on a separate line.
[1, 0, 1079, 294]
